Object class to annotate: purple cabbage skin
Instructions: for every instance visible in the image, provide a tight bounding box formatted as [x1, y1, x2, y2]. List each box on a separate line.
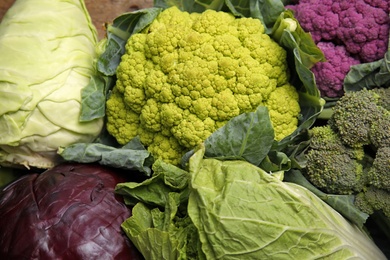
[0, 163, 144, 260]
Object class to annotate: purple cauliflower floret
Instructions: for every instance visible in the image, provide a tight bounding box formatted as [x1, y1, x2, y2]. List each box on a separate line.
[336, 0, 389, 62]
[287, 0, 389, 63]
[312, 42, 360, 98]
[287, 0, 389, 98]
[287, 0, 339, 43]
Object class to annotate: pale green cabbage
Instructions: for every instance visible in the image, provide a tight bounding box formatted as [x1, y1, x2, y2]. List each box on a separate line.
[117, 146, 387, 259]
[0, 0, 103, 168]
[188, 148, 387, 259]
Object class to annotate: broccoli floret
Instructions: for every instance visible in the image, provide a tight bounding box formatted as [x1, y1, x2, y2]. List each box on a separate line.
[355, 187, 390, 218]
[367, 147, 390, 191]
[305, 125, 367, 195]
[369, 114, 390, 149]
[330, 88, 390, 149]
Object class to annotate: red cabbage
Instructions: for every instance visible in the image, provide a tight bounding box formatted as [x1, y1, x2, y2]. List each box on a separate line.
[0, 163, 143, 259]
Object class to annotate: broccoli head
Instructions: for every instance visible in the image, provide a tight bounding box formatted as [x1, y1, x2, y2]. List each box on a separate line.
[330, 88, 390, 149]
[304, 88, 390, 195]
[301, 88, 390, 231]
[305, 125, 367, 195]
[106, 7, 301, 164]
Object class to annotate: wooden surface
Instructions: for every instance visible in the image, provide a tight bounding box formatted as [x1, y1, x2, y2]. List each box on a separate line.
[0, 0, 154, 39]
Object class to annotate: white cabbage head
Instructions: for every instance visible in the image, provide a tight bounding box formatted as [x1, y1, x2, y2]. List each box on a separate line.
[0, 0, 103, 168]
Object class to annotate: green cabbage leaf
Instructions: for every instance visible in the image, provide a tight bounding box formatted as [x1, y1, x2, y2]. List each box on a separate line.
[117, 146, 387, 259]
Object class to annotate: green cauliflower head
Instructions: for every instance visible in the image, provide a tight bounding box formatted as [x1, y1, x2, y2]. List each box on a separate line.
[106, 6, 300, 164]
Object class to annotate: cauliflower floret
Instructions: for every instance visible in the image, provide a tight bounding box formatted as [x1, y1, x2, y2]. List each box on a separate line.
[147, 133, 186, 165]
[287, 0, 389, 62]
[106, 89, 140, 145]
[311, 42, 360, 98]
[265, 84, 301, 140]
[172, 114, 216, 149]
[106, 6, 300, 164]
[192, 9, 237, 36]
[287, 0, 389, 98]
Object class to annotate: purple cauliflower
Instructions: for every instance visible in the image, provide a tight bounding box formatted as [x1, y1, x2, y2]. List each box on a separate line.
[312, 42, 360, 98]
[288, 0, 389, 62]
[287, 0, 389, 98]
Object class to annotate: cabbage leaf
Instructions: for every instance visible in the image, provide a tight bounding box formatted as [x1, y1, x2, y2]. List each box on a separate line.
[117, 146, 387, 259]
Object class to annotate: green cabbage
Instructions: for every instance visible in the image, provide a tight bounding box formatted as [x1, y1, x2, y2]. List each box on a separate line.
[188, 148, 386, 259]
[117, 146, 387, 259]
[0, 0, 103, 168]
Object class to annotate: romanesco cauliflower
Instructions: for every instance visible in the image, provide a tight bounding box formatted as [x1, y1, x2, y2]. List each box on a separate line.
[106, 6, 300, 164]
